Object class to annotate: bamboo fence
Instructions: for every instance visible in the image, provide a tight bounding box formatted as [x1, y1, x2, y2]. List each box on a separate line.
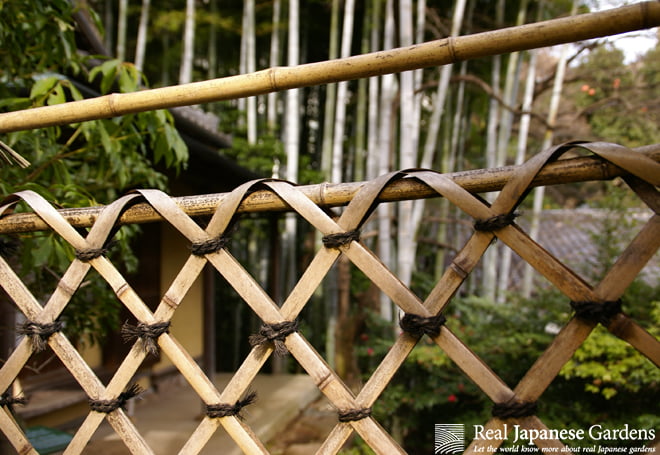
[0, 2, 658, 133]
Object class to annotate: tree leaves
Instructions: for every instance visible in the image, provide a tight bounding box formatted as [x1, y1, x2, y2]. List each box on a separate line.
[0, 0, 189, 345]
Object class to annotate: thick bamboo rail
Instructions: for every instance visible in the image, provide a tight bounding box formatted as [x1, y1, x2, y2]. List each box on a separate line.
[0, 2, 658, 133]
[1, 143, 658, 234]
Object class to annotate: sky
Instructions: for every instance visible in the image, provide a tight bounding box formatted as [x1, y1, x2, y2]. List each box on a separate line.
[589, 0, 658, 63]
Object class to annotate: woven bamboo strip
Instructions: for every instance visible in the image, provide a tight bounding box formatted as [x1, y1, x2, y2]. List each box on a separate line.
[0, 4, 658, 133]
[498, 226, 594, 301]
[1, 145, 656, 235]
[0, 338, 32, 393]
[64, 346, 149, 453]
[609, 314, 660, 367]
[0, 408, 39, 455]
[346, 240, 514, 402]
[202, 235, 404, 451]
[285, 334, 407, 454]
[514, 318, 595, 401]
[158, 336, 271, 454]
[595, 215, 660, 301]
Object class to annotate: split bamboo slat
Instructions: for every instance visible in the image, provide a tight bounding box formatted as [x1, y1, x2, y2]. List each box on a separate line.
[0, 140, 659, 454]
[0, 3, 658, 133]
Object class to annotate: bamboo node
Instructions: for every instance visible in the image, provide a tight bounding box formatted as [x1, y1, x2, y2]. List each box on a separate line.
[447, 36, 458, 63]
[205, 391, 257, 420]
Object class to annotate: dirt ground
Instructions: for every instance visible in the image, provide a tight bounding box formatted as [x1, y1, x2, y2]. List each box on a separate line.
[266, 396, 352, 455]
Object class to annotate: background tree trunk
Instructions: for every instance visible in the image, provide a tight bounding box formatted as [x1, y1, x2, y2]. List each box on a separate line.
[397, 0, 416, 290]
[179, 0, 196, 84]
[134, 0, 150, 72]
[243, 0, 257, 144]
[377, 0, 396, 324]
[331, 0, 356, 184]
[267, 0, 282, 134]
[411, 0, 467, 289]
[320, 0, 341, 180]
[481, 0, 505, 302]
[523, 0, 576, 298]
[116, 0, 128, 61]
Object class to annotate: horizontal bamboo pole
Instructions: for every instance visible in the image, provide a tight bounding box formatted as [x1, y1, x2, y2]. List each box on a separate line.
[0, 2, 659, 132]
[1, 144, 658, 235]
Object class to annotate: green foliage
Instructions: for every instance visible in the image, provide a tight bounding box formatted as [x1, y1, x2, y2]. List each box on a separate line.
[558, 184, 660, 401]
[574, 43, 660, 147]
[0, 0, 79, 79]
[355, 279, 658, 450]
[0, 1, 188, 345]
[560, 311, 660, 400]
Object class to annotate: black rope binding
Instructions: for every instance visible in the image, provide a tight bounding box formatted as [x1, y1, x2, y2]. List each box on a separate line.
[399, 312, 446, 338]
[474, 212, 519, 232]
[89, 384, 142, 414]
[338, 407, 372, 422]
[121, 321, 171, 355]
[205, 391, 257, 419]
[17, 320, 63, 352]
[0, 391, 28, 411]
[322, 230, 361, 249]
[570, 299, 622, 326]
[492, 399, 538, 419]
[75, 246, 109, 262]
[248, 320, 299, 355]
[190, 235, 229, 256]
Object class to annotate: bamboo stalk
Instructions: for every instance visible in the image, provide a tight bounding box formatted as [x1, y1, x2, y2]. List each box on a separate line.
[0, 144, 658, 234]
[0, 3, 658, 133]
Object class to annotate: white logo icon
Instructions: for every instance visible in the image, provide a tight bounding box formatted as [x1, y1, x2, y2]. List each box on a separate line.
[435, 424, 465, 454]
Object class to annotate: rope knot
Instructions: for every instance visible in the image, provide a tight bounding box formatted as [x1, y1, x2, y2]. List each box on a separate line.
[121, 321, 170, 355]
[399, 312, 446, 338]
[322, 230, 360, 249]
[17, 320, 63, 352]
[205, 391, 257, 419]
[1, 391, 28, 409]
[75, 247, 109, 262]
[338, 407, 372, 422]
[191, 235, 229, 256]
[492, 399, 537, 419]
[474, 212, 519, 232]
[248, 320, 299, 355]
[570, 299, 622, 326]
[89, 384, 142, 414]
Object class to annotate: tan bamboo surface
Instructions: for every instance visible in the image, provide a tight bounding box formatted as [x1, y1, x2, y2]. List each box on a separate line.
[0, 141, 658, 454]
[0, 3, 658, 133]
[0, 143, 658, 235]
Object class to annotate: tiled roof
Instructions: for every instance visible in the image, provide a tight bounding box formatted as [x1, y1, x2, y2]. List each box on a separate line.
[509, 208, 658, 291]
